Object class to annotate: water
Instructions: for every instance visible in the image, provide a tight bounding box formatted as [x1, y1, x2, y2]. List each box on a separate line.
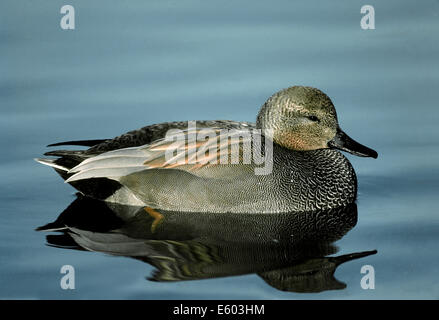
[1, 0, 439, 299]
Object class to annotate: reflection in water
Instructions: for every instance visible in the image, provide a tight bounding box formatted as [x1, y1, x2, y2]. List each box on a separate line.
[37, 196, 376, 293]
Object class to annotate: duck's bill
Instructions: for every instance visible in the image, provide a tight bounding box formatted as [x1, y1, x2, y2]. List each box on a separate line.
[328, 128, 378, 159]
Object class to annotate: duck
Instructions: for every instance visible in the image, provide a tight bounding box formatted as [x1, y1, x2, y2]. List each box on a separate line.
[36, 86, 378, 214]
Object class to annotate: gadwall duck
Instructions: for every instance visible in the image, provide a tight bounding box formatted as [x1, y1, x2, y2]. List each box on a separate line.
[36, 86, 377, 213]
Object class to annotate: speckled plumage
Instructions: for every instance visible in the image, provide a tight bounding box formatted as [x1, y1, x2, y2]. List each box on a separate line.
[37, 86, 376, 213]
[115, 141, 357, 212]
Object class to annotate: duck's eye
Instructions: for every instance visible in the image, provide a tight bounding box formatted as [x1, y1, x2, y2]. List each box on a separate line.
[307, 115, 320, 122]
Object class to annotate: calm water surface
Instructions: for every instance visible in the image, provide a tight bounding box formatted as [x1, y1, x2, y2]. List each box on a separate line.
[1, 0, 439, 299]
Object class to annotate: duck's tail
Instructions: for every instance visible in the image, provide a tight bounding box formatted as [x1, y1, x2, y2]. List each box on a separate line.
[36, 139, 109, 173]
[36, 154, 124, 200]
[35, 157, 70, 172]
[36, 139, 123, 200]
[35, 151, 89, 183]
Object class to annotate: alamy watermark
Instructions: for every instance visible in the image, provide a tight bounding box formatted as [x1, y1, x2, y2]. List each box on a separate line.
[60, 5, 75, 30]
[60, 265, 75, 290]
[360, 264, 375, 289]
[161, 121, 274, 175]
[60, 5, 375, 31]
[361, 5, 375, 30]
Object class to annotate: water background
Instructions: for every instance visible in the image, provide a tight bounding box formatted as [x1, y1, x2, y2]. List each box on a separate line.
[1, 0, 439, 299]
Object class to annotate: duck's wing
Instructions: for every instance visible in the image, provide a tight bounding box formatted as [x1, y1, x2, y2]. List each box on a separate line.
[38, 120, 255, 173]
[66, 126, 267, 183]
[85, 120, 255, 155]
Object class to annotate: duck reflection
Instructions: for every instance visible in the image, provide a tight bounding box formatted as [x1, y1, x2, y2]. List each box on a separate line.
[37, 196, 376, 293]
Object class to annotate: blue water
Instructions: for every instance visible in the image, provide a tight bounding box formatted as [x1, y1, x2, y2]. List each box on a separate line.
[1, 0, 439, 299]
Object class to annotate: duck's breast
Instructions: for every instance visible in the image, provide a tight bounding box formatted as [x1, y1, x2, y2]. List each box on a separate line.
[273, 148, 357, 211]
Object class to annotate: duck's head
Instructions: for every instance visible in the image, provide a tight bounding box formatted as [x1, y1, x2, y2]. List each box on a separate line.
[256, 86, 378, 158]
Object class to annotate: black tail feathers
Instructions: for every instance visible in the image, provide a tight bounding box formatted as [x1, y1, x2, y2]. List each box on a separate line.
[47, 139, 108, 148]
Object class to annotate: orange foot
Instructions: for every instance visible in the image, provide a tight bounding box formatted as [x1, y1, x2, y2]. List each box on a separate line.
[144, 207, 164, 233]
